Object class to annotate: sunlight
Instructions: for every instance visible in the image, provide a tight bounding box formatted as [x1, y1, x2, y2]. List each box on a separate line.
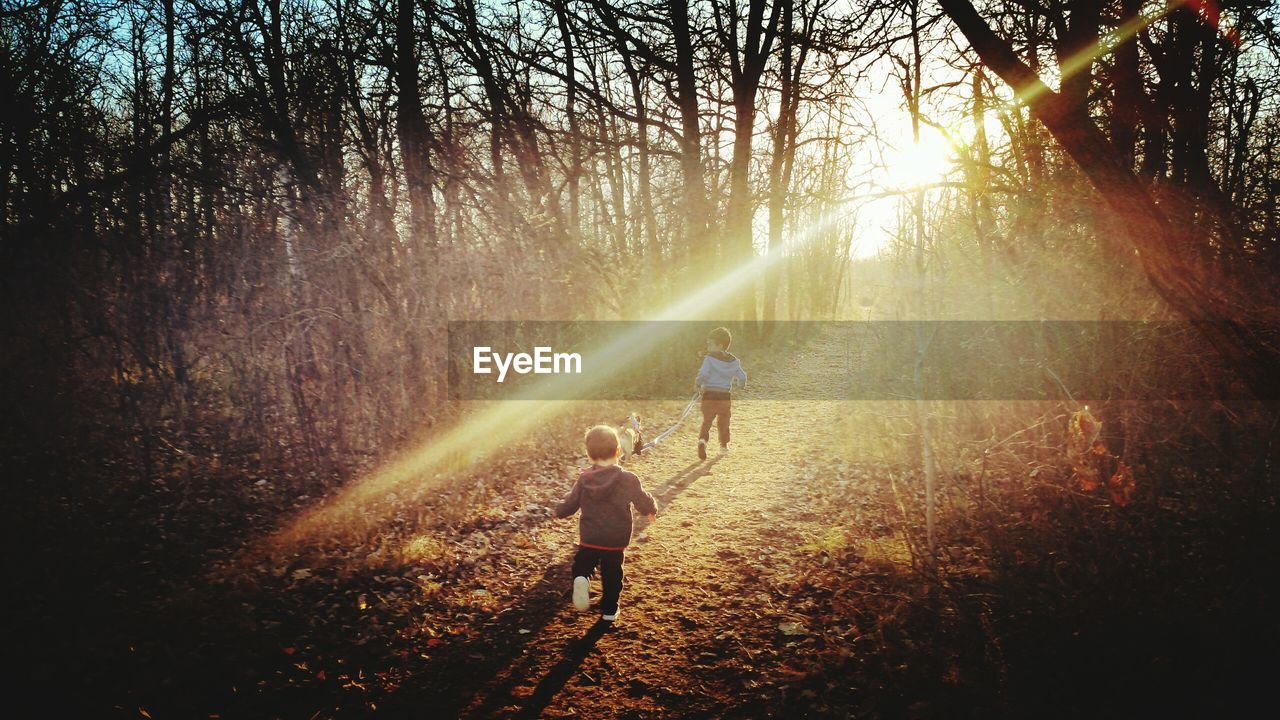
[847, 122, 959, 257]
[263, 0, 1222, 553]
[266, 230, 818, 553]
[882, 124, 954, 190]
[1020, 0, 1216, 108]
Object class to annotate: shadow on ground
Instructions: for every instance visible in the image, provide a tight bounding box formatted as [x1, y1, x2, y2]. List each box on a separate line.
[385, 455, 721, 716]
[515, 619, 613, 719]
[652, 456, 722, 508]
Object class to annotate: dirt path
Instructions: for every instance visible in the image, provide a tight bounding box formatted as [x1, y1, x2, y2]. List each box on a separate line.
[35, 322, 1277, 718]
[384, 329, 863, 719]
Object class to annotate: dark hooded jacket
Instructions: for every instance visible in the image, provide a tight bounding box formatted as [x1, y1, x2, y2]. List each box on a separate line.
[554, 464, 657, 549]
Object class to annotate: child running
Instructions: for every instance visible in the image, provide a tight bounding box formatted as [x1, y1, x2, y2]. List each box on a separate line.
[695, 326, 747, 459]
[553, 425, 657, 622]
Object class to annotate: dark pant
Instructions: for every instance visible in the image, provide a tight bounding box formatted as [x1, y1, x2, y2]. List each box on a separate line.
[699, 390, 732, 446]
[571, 546, 625, 614]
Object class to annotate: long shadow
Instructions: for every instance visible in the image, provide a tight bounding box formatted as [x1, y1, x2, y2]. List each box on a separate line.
[460, 457, 724, 717]
[652, 455, 722, 508]
[514, 620, 612, 719]
[649, 459, 703, 496]
[382, 550, 576, 717]
[385, 456, 722, 717]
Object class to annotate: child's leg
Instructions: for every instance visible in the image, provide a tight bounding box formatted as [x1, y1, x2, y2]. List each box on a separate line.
[571, 546, 599, 580]
[598, 550, 625, 615]
[698, 398, 716, 443]
[717, 398, 732, 447]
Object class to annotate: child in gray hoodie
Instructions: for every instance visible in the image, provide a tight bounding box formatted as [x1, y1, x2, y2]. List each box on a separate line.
[554, 425, 657, 622]
[695, 326, 747, 459]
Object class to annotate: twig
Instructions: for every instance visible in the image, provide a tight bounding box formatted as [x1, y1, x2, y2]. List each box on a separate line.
[1041, 365, 1077, 404]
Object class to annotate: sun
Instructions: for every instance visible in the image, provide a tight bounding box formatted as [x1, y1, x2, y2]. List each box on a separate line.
[881, 124, 954, 190]
[846, 122, 960, 257]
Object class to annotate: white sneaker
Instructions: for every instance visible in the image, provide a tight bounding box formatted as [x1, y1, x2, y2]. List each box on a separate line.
[719, 444, 729, 455]
[572, 576, 589, 611]
[601, 607, 620, 622]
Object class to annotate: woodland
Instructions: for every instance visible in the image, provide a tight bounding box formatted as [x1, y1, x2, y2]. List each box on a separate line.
[3, 0, 1279, 717]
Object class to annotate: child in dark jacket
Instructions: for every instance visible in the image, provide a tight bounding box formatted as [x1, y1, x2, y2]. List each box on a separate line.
[554, 425, 657, 622]
[695, 326, 747, 459]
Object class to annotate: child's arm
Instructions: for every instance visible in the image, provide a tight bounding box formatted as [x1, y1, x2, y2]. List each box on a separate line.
[735, 364, 747, 390]
[553, 479, 582, 518]
[629, 475, 658, 520]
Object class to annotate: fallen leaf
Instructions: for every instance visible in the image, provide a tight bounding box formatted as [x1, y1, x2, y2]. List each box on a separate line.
[1108, 461, 1136, 506]
[778, 621, 809, 636]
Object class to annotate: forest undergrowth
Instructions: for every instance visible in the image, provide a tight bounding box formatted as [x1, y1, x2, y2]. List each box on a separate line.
[7, 328, 1278, 718]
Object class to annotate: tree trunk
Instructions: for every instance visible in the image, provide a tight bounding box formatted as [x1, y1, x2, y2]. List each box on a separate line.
[939, 0, 1280, 399]
[721, 0, 783, 321]
[968, 67, 997, 318]
[621, 46, 658, 260]
[1056, 0, 1100, 125]
[1109, 0, 1142, 166]
[396, 0, 439, 248]
[764, 0, 796, 325]
[553, 1, 582, 240]
[905, 0, 937, 558]
[671, 0, 710, 268]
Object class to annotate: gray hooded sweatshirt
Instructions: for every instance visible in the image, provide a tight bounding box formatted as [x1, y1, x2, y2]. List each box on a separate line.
[554, 464, 657, 549]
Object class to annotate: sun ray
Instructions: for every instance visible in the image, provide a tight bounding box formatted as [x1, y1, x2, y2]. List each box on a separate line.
[1012, 0, 1223, 109]
[257, 0, 1243, 555]
[264, 226, 839, 553]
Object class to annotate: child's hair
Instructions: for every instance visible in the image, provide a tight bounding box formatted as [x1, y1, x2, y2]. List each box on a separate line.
[584, 425, 621, 460]
[708, 326, 732, 349]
